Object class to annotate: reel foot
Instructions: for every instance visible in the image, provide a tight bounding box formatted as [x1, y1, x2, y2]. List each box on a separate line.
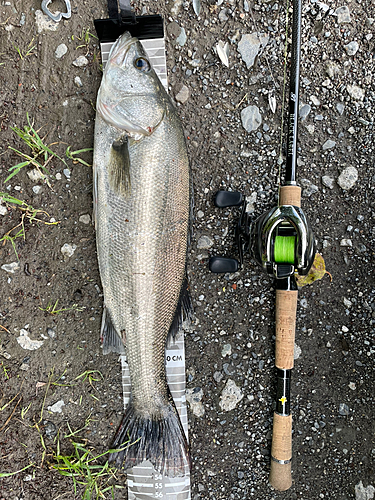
[209, 256, 239, 274]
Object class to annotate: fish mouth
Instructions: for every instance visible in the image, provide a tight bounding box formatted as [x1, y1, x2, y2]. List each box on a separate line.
[108, 32, 138, 67]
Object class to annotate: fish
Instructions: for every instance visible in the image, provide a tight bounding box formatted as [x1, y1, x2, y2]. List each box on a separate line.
[92, 32, 191, 477]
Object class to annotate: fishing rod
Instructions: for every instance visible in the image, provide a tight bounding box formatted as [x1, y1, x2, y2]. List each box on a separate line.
[209, 0, 315, 491]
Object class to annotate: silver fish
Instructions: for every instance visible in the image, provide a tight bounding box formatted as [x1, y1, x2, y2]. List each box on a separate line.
[93, 32, 191, 476]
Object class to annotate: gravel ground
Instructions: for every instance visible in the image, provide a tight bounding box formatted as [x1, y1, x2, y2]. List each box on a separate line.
[0, 0, 374, 499]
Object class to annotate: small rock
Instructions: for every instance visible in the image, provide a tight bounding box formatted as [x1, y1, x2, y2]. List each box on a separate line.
[348, 126, 356, 135]
[322, 175, 334, 189]
[340, 239, 352, 247]
[74, 76, 83, 87]
[241, 105, 262, 132]
[0, 204, 7, 216]
[44, 420, 58, 439]
[32, 185, 42, 194]
[322, 139, 336, 151]
[336, 103, 345, 115]
[335, 6, 351, 24]
[176, 27, 187, 46]
[294, 344, 302, 360]
[219, 379, 243, 411]
[218, 8, 228, 22]
[355, 481, 375, 500]
[79, 214, 91, 224]
[344, 41, 359, 56]
[349, 382, 356, 390]
[61, 243, 77, 258]
[325, 61, 341, 78]
[343, 297, 352, 308]
[55, 43, 67, 59]
[47, 328, 56, 339]
[1, 262, 20, 273]
[238, 33, 269, 69]
[73, 55, 89, 68]
[310, 95, 320, 106]
[222, 344, 232, 357]
[339, 403, 350, 416]
[17, 329, 44, 351]
[48, 400, 65, 413]
[63, 168, 71, 179]
[347, 84, 365, 101]
[19, 363, 30, 371]
[197, 235, 214, 249]
[299, 104, 311, 121]
[337, 166, 358, 190]
[35, 10, 59, 33]
[27, 169, 44, 182]
[214, 371, 224, 383]
[175, 85, 190, 104]
[186, 387, 205, 417]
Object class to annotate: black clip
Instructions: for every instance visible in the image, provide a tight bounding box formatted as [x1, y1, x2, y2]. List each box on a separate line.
[108, 0, 136, 24]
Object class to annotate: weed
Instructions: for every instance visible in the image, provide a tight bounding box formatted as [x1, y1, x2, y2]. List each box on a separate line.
[50, 438, 127, 500]
[0, 192, 59, 259]
[0, 463, 34, 478]
[7, 113, 66, 186]
[65, 146, 93, 167]
[39, 300, 85, 316]
[1, 361, 10, 380]
[74, 370, 104, 388]
[13, 39, 36, 60]
[73, 28, 98, 51]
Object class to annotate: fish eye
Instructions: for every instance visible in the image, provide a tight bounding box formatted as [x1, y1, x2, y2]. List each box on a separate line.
[134, 57, 151, 72]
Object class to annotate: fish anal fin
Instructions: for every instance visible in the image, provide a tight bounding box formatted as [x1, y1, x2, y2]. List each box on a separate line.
[101, 306, 125, 355]
[108, 135, 131, 197]
[167, 277, 193, 346]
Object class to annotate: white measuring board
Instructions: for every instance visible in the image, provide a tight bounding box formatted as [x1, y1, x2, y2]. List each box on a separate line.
[100, 35, 191, 500]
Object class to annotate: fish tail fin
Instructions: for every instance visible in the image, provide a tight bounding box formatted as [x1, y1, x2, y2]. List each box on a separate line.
[108, 397, 190, 477]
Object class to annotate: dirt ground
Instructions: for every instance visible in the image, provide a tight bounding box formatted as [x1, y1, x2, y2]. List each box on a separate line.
[0, 0, 374, 499]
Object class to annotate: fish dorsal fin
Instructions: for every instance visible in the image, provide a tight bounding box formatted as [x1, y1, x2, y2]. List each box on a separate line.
[108, 135, 131, 197]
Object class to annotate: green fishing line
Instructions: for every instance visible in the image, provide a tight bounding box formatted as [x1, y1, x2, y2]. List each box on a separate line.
[274, 236, 296, 263]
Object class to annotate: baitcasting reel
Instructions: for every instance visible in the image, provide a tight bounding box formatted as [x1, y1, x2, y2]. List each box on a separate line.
[209, 188, 316, 281]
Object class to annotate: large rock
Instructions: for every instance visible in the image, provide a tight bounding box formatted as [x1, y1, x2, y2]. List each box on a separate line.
[241, 105, 262, 132]
[238, 33, 268, 69]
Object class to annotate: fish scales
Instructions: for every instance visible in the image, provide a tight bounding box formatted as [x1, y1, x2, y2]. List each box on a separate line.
[93, 32, 191, 476]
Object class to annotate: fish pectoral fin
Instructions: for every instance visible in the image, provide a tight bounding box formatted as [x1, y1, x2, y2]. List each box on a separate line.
[108, 135, 131, 197]
[101, 306, 125, 355]
[167, 277, 193, 347]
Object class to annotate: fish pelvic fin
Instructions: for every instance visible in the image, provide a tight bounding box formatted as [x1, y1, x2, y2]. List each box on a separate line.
[101, 306, 125, 355]
[108, 397, 191, 477]
[108, 135, 131, 197]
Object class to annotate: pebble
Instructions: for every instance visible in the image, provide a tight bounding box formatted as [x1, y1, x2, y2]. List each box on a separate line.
[48, 400, 65, 413]
[344, 41, 359, 56]
[346, 84, 365, 101]
[44, 420, 57, 439]
[294, 344, 302, 360]
[222, 344, 232, 357]
[355, 481, 375, 500]
[310, 95, 320, 106]
[322, 175, 334, 189]
[300, 178, 319, 197]
[197, 235, 214, 249]
[63, 168, 71, 179]
[61, 243, 77, 258]
[32, 186, 42, 194]
[322, 139, 336, 151]
[55, 43, 67, 59]
[35, 10, 59, 33]
[27, 168, 44, 182]
[176, 27, 187, 47]
[186, 387, 205, 417]
[175, 85, 190, 104]
[335, 6, 351, 24]
[237, 33, 268, 69]
[1, 262, 20, 273]
[16, 329, 44, 351]
[72, 56, 89, 68]
[214, 371, 224, 383]
[299, 104, 311, 121]
[219, 379, 243, 411]
[338, 403, 350, 416]
[241, 105, 262, 132]
[340, 239, 352, 247]
[0, 204, 6, 216]
[79, 214, 91, 224]
[74, 76, 83, 87]
[337, 166, 358, 190]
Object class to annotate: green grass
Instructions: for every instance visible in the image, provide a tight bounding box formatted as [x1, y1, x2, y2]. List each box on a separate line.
[38, 299, 85, 316]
